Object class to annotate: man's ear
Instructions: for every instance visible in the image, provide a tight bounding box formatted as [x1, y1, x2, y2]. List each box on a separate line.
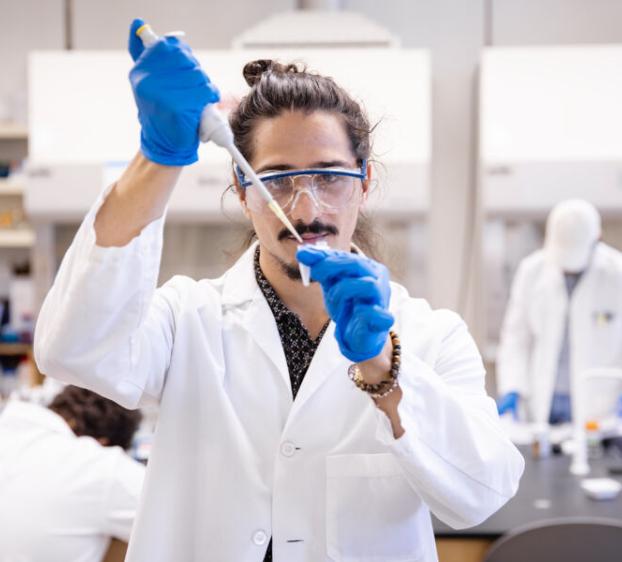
[360, 161, 373, 203]
[231, 174, 252, 220]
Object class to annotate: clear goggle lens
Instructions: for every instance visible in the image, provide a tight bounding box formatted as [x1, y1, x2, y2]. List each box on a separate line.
[237, 164, 367, 214]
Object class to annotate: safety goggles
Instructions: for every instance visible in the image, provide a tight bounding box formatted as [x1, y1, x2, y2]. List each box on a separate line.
[235, 160, 367, 213]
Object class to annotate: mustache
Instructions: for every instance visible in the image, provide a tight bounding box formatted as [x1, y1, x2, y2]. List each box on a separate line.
[278, 220, 338, 241]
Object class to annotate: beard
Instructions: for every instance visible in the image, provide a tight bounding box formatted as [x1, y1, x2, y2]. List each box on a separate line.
[272, 219, 339, 282]
[278, 256, 303, 281]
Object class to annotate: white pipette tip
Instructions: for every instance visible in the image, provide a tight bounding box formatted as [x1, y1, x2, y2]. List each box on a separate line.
[136, 23, 159, 47]
[300, 261, 311, 287]
[267, 200, 303, 244]
[299, 240, 329, 287]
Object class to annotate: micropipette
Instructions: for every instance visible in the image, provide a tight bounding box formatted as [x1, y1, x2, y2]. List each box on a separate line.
[135, 23, 303, 244]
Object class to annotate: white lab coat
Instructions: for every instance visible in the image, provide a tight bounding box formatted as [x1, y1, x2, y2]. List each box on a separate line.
[497, 242, 622, 424]
[0, 400, 145, 562]
[35, 188, 524, 562]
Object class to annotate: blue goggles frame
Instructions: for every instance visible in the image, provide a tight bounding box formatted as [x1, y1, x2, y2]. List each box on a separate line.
[235, 159, 368, 189]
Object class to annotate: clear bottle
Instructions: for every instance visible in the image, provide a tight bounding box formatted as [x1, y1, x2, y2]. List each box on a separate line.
[585, 419, 603, 459]
[531, 424, 552, 459]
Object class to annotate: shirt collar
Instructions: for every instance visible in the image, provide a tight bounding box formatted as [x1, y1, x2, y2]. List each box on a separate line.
[253, 246, 292, 322]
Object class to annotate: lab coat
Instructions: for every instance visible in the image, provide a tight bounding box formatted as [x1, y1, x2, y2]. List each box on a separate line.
[0, 400, 145, 562]
[497, 242, 622, 424]
[35, 188, 524, 562]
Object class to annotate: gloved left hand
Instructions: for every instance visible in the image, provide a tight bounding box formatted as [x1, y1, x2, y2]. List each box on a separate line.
[128, 18, 220, 166]
[497, 391, 520, 420]
[296, 246, 394, 362]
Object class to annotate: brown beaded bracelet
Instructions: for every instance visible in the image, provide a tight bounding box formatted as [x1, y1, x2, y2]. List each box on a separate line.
[348, 330, 401, 399]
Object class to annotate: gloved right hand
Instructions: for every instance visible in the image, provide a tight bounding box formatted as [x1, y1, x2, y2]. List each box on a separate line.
[128, 18, 220, 166]
[497, 391, 520, 419]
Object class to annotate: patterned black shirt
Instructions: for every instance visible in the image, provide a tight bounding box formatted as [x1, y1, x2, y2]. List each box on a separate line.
[254, 246, 329, 561]
[254, 247, 329, 399]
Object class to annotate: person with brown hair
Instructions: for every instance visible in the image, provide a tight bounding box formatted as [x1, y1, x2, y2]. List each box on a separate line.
[0, 386, 145, 562]
[34, 19, 523, 562]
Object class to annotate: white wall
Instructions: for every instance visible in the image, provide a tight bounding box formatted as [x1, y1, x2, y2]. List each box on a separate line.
[0, 0, 64, 123]
[344, 0, 622, 343]
[70, 0, 294, 49]
[0, 0, 294, 122]
[491, 0, 622, 45]
[3, 0, 622, 341]
[343, 0, 486, 339]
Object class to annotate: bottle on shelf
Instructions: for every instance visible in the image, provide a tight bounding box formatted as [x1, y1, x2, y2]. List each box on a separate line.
[585, 419, 603, 460]
[531, 423, 552, 459]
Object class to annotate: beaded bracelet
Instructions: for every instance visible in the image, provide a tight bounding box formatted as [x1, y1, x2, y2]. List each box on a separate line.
[347, 330, 401, 399]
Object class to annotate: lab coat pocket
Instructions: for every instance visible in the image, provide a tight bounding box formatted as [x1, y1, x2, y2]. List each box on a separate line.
[326, 453, 424, 562]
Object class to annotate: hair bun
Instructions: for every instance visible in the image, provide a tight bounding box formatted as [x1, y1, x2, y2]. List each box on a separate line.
[242, 59, 302, 87]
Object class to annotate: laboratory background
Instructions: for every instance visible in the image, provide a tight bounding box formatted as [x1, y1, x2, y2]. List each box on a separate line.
[1, 1, 622, 561]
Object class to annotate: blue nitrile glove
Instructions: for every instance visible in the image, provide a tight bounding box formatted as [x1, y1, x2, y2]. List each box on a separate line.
[128, 18, 220, 166]
[296, 246, 394, 363]
[497, 391, 520, 419]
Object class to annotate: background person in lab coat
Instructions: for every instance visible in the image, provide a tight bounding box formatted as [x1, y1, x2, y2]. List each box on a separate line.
[497, 199, 622, 425]
[34, 19, 523, 562]
[0, 385, 145, 562]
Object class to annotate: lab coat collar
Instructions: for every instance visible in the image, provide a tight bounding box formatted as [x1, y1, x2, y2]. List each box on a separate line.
[218, 242, 348, 415]
[536, 243, 609, 304]
[587, 242, 609, 273]
[284, 321, 348, 428]
[0, 399, 74, 438]
[544, 242, 608, 279]
[220, 242, 262, 308]
[219, 242, 290, 389]
[568, 242, 607, 294]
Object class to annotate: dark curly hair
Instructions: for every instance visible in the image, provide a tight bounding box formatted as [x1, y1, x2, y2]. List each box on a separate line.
[230, 59, 372, 165]
[228, 59, 380, 259]
[49, 385, 142, 450]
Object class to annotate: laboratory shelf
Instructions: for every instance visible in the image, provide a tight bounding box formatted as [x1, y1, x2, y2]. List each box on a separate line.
[0, 229, 35, 248]
[0, 179, 25, 196]
[0, 342, 31, 355]
[0, 124, 28, 140]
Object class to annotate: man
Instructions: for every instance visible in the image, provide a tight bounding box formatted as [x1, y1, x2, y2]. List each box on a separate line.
[34, 19, 523, 562]
[497, 199, 622, 424]
[0, 386, 145, 561]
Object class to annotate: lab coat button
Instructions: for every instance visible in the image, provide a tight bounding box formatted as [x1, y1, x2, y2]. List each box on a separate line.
[280, 441, 296, 457]
[252, 530, 268, 546]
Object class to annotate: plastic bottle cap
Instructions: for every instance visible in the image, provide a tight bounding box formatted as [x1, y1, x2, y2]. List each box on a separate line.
[585, 420, 600, 431]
